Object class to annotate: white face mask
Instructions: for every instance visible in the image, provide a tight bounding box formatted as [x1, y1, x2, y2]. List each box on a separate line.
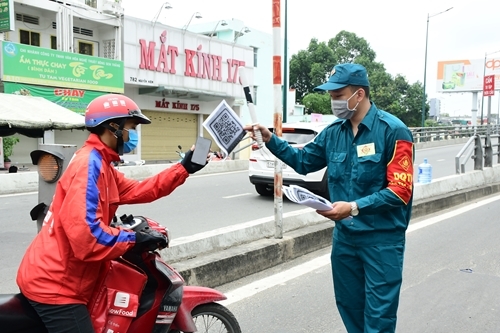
[331, 90, 360, 119]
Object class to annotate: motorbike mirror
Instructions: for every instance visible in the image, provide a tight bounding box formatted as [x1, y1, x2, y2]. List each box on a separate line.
[178, 145, 182, 150]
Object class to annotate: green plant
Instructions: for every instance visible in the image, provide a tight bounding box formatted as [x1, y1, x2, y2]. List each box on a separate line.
[2, 136, 19, 162]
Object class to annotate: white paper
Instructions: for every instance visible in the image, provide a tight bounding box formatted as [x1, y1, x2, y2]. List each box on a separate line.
[203, 100, 246, 159]
[283, 185, 332, 211]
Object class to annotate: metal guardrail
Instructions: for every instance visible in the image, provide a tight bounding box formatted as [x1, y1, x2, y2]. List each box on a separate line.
[409, 125, 500, 143]
[455, 132, 500, 174]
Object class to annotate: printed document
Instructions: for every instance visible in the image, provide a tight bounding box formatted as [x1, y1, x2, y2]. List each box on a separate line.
[282, 185, 332, 211]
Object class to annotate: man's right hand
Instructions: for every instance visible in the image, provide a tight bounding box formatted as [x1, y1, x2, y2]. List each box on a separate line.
[133, 230, 168, 252]
[243, 124, 273, 143]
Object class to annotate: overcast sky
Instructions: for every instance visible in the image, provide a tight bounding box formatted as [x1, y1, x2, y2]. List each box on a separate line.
[121, 0, 500, 117]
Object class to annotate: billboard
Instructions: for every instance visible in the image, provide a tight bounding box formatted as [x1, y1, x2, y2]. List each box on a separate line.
[1, 41, 124, 93]
[436, 58, 500, 93]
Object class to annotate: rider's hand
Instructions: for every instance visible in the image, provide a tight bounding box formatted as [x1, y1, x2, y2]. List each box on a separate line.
[180, 149, 207, 174]
[243, 124, 272, 143]
[133, 229, 168, 252]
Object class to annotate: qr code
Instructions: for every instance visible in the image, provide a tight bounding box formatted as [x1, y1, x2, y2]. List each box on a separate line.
[297, 192, 317, 202]
[209, 108, 243, 146]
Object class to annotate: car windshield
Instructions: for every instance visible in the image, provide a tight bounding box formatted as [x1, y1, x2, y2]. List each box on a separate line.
[270, 128, 318, 145]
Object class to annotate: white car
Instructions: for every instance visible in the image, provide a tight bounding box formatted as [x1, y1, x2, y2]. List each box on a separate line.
[248, 122, 330, 198]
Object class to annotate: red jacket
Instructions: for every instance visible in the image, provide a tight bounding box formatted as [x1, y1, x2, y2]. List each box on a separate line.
[17, 134, 189, 304]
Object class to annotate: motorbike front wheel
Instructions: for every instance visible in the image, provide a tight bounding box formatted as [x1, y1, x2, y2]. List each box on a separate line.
[171, 302, 241, 333]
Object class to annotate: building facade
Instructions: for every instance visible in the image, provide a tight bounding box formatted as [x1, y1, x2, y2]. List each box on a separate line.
[122, 17, 254, 162]
[0, 0, 123, 164]
[1, 2, 278, 164]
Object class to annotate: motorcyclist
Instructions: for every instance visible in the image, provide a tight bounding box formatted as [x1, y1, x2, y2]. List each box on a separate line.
[16, 94, 206, 333]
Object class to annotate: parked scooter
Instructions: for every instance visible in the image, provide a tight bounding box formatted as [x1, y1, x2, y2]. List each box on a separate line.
[0, 214, 241, 333]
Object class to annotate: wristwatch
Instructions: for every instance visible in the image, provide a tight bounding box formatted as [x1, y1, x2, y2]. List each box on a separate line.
[350, 202, 359, 216]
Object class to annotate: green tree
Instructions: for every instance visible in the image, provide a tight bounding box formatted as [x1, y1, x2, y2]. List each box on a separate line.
[289, 30, 427, 127]
[302, 93, 331, 115]
[289, 38, 335, 102]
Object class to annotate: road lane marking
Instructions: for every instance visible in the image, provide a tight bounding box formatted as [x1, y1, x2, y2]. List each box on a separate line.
[220, 194, 500, 307]
[437, 159, 445, 162]
[0, 192, 37, 198]
[223, 193, 252, 199]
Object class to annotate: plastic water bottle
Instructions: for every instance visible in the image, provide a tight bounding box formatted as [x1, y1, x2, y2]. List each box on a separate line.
[418, 158, 432, 184]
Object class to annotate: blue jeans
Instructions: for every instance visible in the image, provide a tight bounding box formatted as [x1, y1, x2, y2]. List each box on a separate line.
[331, 239, 405, 333]
[28, 299, 94, 333]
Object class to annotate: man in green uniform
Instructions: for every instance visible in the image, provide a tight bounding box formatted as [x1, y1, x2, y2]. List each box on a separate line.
[246, 63, 414, 332]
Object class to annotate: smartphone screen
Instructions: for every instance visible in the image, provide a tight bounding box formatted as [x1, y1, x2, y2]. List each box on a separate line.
[191, 136, 212, 165]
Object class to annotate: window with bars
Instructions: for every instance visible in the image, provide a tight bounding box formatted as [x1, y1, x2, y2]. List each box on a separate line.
[20, 30, 40, 46]
[78, 41, 93, 55]
[103, 39, 116, 59]
[51, 36, 57, 50]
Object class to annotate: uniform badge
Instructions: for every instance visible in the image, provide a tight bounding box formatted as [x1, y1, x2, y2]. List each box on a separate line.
[357, 143, 375, 157]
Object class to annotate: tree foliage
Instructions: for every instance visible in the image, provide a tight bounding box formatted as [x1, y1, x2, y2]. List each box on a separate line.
[289, 30, 428, 127]
[302, 93, 331, 115]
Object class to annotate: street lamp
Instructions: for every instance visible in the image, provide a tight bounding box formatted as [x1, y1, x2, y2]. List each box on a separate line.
[480, 49, 500, 125]
[421, 7, 453, 128]
[183, 12, 202, 32]
[151, 2, 173, 27]
[209, 19, 228, 38]
[233, 26, 251, 43]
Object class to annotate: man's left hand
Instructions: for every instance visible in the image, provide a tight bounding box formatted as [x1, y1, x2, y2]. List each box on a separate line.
[316, 201, 352, 221]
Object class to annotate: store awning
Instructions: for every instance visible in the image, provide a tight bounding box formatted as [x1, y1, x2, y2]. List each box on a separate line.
[0, 93, 85, 137]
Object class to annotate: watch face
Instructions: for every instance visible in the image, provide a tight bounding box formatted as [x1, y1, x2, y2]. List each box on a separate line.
[350, 203, 359, 216]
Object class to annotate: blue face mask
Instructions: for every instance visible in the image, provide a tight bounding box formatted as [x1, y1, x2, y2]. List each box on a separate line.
[123, 129, 138, 154]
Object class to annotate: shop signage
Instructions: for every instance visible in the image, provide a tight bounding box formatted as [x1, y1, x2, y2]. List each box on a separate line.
[138, 30, 245, 83]
[1, 41, 124, 93]
[0, 0, 14, 33]
[4, 82, 105, 114]
[154, 98, 200, 111]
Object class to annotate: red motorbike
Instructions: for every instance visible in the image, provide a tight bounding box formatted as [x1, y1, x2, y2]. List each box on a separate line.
[0, 214, 241, 333]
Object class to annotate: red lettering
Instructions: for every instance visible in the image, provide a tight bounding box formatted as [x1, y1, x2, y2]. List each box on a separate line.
[196, 45, 203, 78]
[233, 60, 245, 84]
[227, 59, 245, 83]
[54, 89, 85, 97]
[139, 39, 156, 70]
[227, 59, 234, 83]
[168, 46, 178, 74]
[155, 99, 170, 108]
[156, 43, 169, 73]
[202, 53, 211, 79]
[212, 55, 222, 81]
[184, 50, 197, 77]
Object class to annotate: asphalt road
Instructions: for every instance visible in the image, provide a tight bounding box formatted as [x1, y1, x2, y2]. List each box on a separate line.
[0, 143, 487, 295]
[218, 194, 500, 333]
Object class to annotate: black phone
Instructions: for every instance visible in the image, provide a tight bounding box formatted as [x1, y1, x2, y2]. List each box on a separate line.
[191, 136, 212, 166]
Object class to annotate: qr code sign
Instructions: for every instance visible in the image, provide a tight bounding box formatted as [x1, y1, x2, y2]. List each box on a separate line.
[203, 100, 246, 157]
[210, 109, 240, 145]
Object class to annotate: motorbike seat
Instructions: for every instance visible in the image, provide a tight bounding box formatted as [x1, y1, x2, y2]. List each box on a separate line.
[0, 293, 48, 333]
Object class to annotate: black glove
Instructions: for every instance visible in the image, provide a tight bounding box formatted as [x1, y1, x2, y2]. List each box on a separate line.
[180, 149, 206, 174]
[133, 229, 168, 252]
